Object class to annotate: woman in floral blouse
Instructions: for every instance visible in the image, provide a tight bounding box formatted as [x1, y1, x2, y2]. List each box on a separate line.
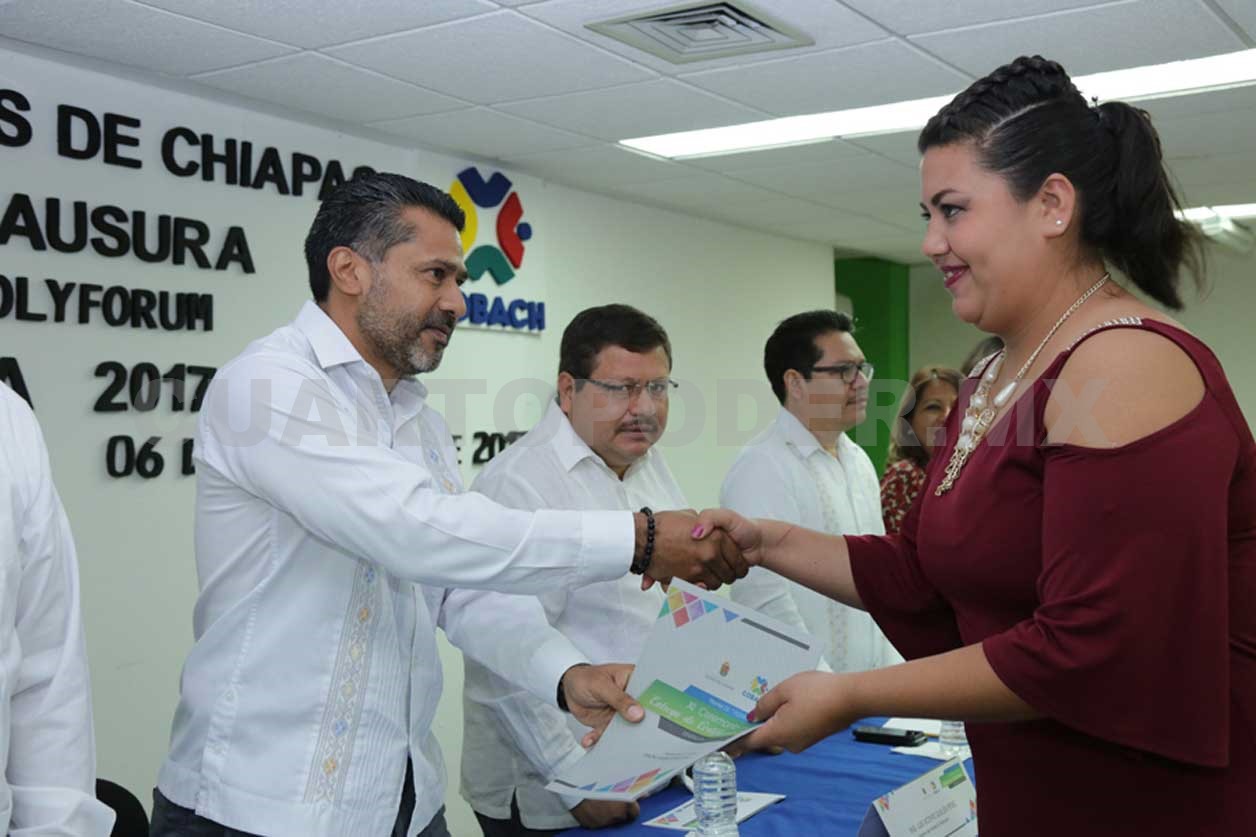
[880, 366, 961, 533]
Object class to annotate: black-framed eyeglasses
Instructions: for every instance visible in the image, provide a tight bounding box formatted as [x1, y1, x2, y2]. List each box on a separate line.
[583, 378, 679, 402]
[809, 362, 874, 384]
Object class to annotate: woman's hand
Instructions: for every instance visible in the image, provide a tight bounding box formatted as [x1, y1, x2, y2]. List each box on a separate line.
[692, 509, 791, 568]
[730, 671, 859, 755]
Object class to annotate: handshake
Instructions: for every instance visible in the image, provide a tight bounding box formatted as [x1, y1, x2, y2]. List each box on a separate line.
[630, 508, 764, 591]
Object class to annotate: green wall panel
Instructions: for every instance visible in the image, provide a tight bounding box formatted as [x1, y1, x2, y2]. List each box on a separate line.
[835, 257, 910, 475]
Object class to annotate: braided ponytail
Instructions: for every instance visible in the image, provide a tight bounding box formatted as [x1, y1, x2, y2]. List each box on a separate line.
[918, 55, 1203, 310]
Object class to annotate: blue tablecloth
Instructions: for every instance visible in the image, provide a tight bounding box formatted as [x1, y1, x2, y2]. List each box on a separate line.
[558, 719, 972, 837]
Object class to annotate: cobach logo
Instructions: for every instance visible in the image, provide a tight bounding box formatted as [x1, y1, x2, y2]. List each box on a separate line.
[448, 167, 545, 332]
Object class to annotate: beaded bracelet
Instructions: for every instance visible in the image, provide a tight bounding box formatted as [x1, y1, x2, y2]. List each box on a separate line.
[630, 506, 655, 575]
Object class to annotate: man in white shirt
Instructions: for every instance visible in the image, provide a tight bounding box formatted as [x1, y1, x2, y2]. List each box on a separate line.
[461, 304, 688, 835]
[0, 384, 115, 836]
[722, 311, 900, 672]
[151, 174, 747, 837]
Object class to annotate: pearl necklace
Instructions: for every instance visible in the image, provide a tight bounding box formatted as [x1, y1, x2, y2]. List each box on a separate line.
[934, 272, 1110, 496]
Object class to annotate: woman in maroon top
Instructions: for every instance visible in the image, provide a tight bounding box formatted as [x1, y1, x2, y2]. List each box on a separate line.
[880, 366, 961, 534]
[703, 55, 1256, 835]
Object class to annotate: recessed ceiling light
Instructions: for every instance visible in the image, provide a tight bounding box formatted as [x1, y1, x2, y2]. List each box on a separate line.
[622, 48, 1256, 159]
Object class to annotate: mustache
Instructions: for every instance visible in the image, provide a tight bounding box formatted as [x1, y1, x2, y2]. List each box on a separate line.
[617, 418, 660, 434]
[421, 311, 457, 333]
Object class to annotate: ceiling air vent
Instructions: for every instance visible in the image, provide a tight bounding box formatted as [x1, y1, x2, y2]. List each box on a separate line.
[586, 2, 813, 65]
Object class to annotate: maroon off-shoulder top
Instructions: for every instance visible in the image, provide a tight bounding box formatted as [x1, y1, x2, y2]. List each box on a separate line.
[849, 320, 1256, 836]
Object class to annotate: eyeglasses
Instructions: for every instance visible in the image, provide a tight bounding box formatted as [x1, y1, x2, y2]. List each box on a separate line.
[583, 378, 678, 402]
[809, 362, 874, 384]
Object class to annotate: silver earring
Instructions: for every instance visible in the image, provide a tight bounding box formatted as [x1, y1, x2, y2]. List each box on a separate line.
[1055, 219, 1064, 226]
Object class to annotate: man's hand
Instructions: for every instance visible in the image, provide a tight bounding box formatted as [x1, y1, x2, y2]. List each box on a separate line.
[561, 663, 643, 748]
[726, 671, 856, 756]
[639, 510, 749, 590]
[571, 799, 640, 829]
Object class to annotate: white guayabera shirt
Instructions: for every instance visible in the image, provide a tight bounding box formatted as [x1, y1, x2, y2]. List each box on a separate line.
[0, 384, 114, 837]
[721, 409, 901, 673]
[460, 401, 688, 830]
[157, 302, 635, 837]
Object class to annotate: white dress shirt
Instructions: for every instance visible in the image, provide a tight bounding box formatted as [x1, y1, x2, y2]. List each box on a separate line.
[157, 303, 635, 837]
[721, 408, 901, 672]
[459, 401, 688, 830]
[0, 385, 114, 837]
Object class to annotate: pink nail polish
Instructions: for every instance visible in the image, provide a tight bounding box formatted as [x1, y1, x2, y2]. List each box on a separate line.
[692, 525, 705, 538]
[746, 710, 756, 722]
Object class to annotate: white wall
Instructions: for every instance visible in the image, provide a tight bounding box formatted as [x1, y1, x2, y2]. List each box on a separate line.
[1178, 245, 1256, 421]
[908, 249, 1256, 423]
[0, 46, 834, 836]
[908, 263, 985, 374]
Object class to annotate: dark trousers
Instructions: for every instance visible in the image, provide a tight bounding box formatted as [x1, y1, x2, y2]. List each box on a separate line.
[474, 794, 564, 837]
[150, 760, 437, 836]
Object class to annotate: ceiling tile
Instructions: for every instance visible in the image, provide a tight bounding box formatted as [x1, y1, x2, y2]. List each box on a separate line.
[845, 132, 926, 167]
[700, 195, 837, 228]
[192, 54, 465, 123]
[812, 211, 918, 240]
[502, 143, 688, 190]
[731, 154, 920, 202]
[818, 185, 926, 229]
[756, 207, 917, 244]
[370, 107, 596, 158]
[605, 171, 783, 211]
[1213, 0, 1256, 41]
[136, 0, 497, 49]
[680, 39, 971, 116]
[1139, 85, 1256, 121]
[1170, 177, 1256, 207]
[842, 0, 1104, 37]
[686, 138, 872, 173]
[496, 78, 767, 140]
[326, 10, 654, 104]
[1155, 107, 1256, 159]
[0, 0, 293, 75]
[1168, 150, 1256, 189]
[910, 0, 1246, 77]
[517, 0, 887, 75]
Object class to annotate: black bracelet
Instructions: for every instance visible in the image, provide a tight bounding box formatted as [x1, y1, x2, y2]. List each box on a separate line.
[630, 506, 655, 575]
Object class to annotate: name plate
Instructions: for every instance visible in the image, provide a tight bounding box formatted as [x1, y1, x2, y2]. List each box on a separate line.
[857, 758, 977, 837]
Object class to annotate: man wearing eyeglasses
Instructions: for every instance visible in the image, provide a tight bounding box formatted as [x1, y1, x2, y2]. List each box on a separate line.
[720, 310, 901, 673]
[460, 304, 686, 835]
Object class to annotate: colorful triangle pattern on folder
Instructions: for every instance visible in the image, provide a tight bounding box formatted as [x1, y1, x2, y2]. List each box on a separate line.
[656, 588, 724, 629]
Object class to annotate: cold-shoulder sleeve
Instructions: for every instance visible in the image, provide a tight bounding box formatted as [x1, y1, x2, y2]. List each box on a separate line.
[849, 459, 963, 661]
[982, 394, 1237, 766]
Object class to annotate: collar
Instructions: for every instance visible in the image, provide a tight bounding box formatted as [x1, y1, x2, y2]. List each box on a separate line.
[775, 408, 852, 461]
[293, 301, 428, 414]
[548, 400, 653, 479]
[294, 301, 365, 371]
[776, 408, 822, 457]
[549, 400, 601, 473]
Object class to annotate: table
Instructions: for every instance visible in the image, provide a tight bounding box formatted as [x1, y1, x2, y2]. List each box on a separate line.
[558, 719, 973, 836]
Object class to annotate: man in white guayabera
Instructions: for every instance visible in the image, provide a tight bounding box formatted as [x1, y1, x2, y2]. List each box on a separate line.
[0, 383, 115, 836]
[462, 304, 689, 835]
[722, 311, 901, 673]
[150, 173, 748, 837]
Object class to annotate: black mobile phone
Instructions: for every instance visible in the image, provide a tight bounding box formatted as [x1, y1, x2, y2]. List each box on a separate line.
[851, 725, 927, 746]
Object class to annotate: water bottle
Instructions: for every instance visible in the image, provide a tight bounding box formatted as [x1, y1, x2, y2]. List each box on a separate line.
[692, 751, 739, 836]
[938, 720, 970, 759]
